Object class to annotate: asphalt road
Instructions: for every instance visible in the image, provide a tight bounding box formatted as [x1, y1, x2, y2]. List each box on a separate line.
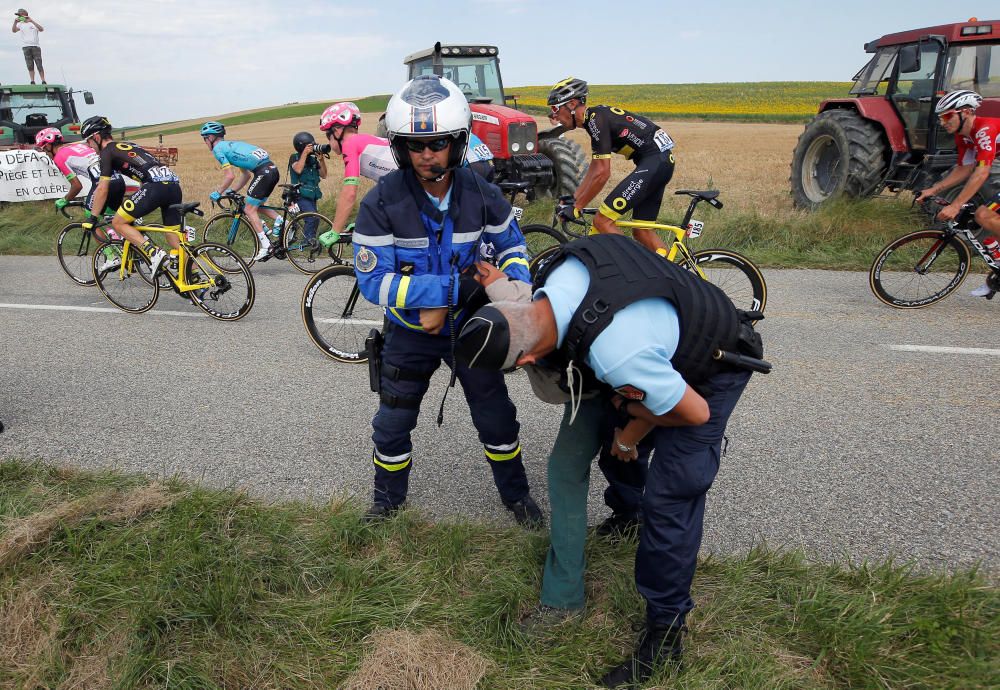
[1, 256, 997, 573]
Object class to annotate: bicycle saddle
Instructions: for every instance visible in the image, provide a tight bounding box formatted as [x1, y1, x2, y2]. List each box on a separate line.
[674, 190, 720, 200]
[169, 202, 201, 214]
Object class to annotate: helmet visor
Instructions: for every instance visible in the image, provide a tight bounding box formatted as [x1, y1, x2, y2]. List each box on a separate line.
[403, 136, 451, 153]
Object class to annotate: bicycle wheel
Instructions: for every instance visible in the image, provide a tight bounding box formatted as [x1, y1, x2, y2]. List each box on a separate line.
[201, 212, 261, 267]
[690, 249, 767, 313]
[185, 242, 256, 321]
[520, 224, 566, 263]
[528, 244, 563, 279]
[301, 264, 383, 362]
[283, 211, 335, 275]
[92, 240, 159, 314]
[57, 223, 98, 286]
[869, 230, 971, 308]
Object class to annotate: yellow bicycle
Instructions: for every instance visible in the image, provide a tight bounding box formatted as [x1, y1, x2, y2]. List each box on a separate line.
[522, 190, 767, 313]
[91, 201, 256, 321]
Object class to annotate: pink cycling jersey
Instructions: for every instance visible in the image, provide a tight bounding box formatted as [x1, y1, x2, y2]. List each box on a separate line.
[52, 142, 100, 181]
[341, 133, 397, 183]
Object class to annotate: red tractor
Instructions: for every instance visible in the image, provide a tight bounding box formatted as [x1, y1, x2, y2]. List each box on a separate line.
[382, 42, 585, 199]
[791, 18, 1000, 207]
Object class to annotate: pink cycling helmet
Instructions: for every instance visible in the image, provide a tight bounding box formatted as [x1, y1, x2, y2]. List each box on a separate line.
[320, 102, 361, 131]
[34, 127, 64, 148]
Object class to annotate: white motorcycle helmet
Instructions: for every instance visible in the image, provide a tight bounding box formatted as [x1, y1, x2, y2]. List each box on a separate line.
[384, 75, 471, 175]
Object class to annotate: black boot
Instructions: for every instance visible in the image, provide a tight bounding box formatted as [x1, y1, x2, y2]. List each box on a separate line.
[362, 502, 402, 523]
[594, 512, 641, 541]
[599, 623, 685, 688]
[503, 493, 544, 528]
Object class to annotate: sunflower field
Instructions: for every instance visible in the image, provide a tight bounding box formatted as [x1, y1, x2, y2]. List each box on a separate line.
[510, 82, 854, 122]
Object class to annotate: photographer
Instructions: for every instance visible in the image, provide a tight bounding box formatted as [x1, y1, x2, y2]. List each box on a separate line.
[11, 8, 44, 84]
[288, 131, 327, 244]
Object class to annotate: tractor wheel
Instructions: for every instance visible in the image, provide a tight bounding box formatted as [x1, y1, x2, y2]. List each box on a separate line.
[790, 109, 887, 208]
[538, 136, 586, 198]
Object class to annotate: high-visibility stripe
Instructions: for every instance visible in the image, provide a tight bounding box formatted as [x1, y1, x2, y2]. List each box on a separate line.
[353, 232, 394, 247]
[395, 275, 410, 308]
[496, 244, 526, 260]
[485, 445, 521, 462]
[388, 309, 424, 329]
[484, 209, 516, 234]
[500, 256, 529, 271]
[373, 452, 411, 472]
[598, 203, 621, 220]
[452, 230, 483, 244]
[378, 274, 393, 305]
[485, 440, 519, 452]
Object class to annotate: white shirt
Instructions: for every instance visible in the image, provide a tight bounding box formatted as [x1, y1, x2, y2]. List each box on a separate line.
[17, 21, 39, 47]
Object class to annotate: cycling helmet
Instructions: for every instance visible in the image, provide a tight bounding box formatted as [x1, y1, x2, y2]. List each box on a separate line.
[547, 77, 588, 106]
[80, 115, 112, 139]
[293, 131, 315, 153]
[34, 127, 64, 148]
[384, 76, 471, 171]
[935, 90, 983, 114]
[200, 121, 226, 137]
[320, 102, 362, 131]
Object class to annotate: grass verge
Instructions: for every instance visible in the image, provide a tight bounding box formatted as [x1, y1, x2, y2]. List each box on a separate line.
[0, 459, 996, 689]
[1, 196, 928, 272]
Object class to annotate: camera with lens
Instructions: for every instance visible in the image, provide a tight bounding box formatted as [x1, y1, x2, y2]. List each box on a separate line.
[312, 143, 332, 156]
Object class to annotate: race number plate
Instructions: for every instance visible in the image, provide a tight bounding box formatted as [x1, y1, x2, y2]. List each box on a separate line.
[512, 206, 524, 221]
[687, 220, 704, 238]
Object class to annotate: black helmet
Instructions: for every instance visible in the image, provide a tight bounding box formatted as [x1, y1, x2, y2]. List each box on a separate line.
[547, 77, 588, 106]
[293, 131, 315, 153]
[80, 115, 112, 138]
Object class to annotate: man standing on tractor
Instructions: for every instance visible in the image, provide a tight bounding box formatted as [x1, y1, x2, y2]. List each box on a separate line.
[547, 77, 677, 255]
[201, 121, 282, 263]
[351, 75, 543, 527]
[917, 89, 1000, 297]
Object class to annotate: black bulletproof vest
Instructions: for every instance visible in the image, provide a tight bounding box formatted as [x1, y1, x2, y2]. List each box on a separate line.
[532, 234, 740, 386]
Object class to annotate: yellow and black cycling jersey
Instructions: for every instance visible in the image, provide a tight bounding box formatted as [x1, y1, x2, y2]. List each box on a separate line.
[99, 142, 179, 185]
[585, 105, 675, 161]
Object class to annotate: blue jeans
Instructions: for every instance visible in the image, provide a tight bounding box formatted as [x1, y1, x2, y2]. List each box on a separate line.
[297, 196, 319, 240]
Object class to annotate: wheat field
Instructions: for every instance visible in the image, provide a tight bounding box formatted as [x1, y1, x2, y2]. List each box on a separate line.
[131, 114, 805, 220]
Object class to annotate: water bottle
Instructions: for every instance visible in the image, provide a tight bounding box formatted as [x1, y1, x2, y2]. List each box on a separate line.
[984, 236, 1000, 261]
[184, 225, 196, 243]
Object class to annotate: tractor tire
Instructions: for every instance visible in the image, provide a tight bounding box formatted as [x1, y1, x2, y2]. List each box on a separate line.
[537, 136, 587, 198]
[790, 109, 887, 208]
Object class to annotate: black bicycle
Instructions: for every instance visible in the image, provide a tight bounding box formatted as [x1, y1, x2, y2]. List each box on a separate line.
[870, 197, 1000, 308]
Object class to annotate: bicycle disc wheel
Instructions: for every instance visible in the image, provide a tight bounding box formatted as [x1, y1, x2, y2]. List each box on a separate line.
[283, 211, 335, 275]
[301, 264, 383, 362]
[185, 242, 255, 321]
[57, 223, 98, 286]
[201, 212, 261, 267]
[869, 230, 971, 308]
[92, 241, 159, 314]
[690, 249, 767, 313]
[521, 224, 566, 263]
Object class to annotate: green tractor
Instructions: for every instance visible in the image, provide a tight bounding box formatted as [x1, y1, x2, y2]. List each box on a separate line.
[0, 83, 93, 148]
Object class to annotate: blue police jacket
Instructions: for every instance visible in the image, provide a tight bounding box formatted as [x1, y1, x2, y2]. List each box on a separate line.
[353, 166, 531, 333]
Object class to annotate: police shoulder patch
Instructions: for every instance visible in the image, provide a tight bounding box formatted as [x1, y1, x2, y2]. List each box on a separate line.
[614, 385, 646, 401]
[355, 247, 377, 273]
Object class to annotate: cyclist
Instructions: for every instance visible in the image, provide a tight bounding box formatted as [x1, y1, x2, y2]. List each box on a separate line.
[200, 121, 281, 262]
[916, 89, 1000, 297]
[317, 102, 496, 246]
[288, 131, 328, 244]
[352, 75, 542, 527]
[547, 77, 676, 254]
[34, 127, 132, 218]
[81, 115, 182, 275]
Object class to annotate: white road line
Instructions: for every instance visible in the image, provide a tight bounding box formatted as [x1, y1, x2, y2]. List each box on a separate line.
[315, 317, 384, 326]
[887, 344, 1000, 356]
[0, 302, 202, 318]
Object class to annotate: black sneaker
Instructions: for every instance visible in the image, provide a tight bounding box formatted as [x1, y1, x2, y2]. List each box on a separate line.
[503, 493, 544, 529]
[594, 513, 641, 541]
[599, 623, 685, 688]
[362, 502, 402, 523]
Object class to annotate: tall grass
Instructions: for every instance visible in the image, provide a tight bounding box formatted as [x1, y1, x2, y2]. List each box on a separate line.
[1, 459, 996, 688]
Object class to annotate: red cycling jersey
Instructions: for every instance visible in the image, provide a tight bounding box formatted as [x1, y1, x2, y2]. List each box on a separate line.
[956, 116, 1000, 168]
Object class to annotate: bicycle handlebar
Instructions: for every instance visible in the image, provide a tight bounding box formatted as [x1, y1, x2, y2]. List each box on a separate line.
[59, 199, 85, 218]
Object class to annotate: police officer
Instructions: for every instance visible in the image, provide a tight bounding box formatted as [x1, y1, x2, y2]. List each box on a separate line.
[352, 75, 543, 527]
[455, 234, 768, 687]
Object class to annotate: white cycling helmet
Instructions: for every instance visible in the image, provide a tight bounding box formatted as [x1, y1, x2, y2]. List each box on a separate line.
[935, 89, 983, 114]
[384, 75, 471, 172]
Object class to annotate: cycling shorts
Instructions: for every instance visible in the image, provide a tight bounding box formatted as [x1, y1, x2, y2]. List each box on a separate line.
[246, 162, 279, 207]
[85, 177, 126, 215]
[598, 150, 675, 222]
[116, 181, 183, 228]
[983, 173, 1000, 214]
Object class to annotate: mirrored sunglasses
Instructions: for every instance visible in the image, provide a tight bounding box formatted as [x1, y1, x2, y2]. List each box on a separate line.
[404, 137, 451, 153]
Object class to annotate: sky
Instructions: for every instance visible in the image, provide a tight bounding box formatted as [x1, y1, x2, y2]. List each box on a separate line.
[1, 0, 993, 126]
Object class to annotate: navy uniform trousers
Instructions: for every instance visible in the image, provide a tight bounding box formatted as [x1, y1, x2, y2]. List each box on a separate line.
[371, 323, 530, 508]
[541, 367, 751, 627]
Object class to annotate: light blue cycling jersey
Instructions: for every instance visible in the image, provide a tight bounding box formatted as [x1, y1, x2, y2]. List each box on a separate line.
[466, 133, 494, 164]
[211, 140, 271, 170]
